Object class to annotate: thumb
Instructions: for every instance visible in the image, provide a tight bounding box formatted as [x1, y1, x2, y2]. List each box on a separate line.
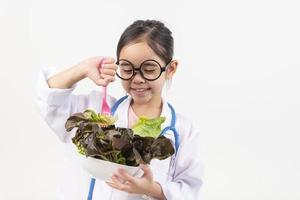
[140, 164, 152, 179]
[95, 77, 111, 86]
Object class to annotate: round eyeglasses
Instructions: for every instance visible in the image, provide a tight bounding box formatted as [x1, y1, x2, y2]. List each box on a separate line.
[116, 59, 171, 81]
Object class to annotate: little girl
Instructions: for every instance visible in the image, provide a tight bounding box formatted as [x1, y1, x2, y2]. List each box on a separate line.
[36, 20, 203, 200]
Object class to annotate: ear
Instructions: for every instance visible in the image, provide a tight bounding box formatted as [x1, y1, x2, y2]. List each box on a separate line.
[166, 60, 178, 79]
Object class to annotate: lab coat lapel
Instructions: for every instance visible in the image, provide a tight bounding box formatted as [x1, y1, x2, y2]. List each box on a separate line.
[113, 96, 131, 128]
[160, 99, 172, 133]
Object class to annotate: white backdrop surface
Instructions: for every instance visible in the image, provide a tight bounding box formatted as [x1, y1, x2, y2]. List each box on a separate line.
[0, 0, 299, 199]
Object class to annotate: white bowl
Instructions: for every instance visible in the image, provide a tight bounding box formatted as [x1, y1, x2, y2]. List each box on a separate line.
[81, 156, 143, 180]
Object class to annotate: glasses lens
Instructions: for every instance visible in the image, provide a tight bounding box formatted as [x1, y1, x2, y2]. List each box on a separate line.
[141, 60, 161, 80]
[117, 60, 133, 80]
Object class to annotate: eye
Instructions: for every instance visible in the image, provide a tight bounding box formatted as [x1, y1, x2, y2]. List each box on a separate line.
[142, 61, 160, 74]
[142, 65, 159, 74]
[122, 69, 133, 74]
[118, 61, 133, 74]
[144, 69, 156, 73]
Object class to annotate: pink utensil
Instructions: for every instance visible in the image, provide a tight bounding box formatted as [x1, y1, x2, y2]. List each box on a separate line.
[101, 86, 111, 115]
[100, 59, 111, 115]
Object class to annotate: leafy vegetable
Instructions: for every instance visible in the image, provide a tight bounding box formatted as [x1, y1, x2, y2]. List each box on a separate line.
[65, 109, 117, 132]
[132, 116, 166, 137]
[65, 109, 174, 166]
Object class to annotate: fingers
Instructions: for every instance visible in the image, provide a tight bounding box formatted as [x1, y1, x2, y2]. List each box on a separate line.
[106, 175, 132, 193]
[140, 164, 153, 180]
[101, 68, 116, 77]
[102, 57, 115, 64]
[140, 164, 149, 174]
[106, 167, 154, 194]
[99, 72, 116, 85]
[94, 78, 112, 87]
[81, 56, 118, 86]
[91, 58, 117, 86]
[117, 168, 136, 183]
[99, 59, 117, 83]
[106, 168, 136, 191]
[88, 67, 113, 86]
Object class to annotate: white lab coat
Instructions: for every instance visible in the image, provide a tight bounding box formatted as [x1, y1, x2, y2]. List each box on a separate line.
[35, 68, 204, 200]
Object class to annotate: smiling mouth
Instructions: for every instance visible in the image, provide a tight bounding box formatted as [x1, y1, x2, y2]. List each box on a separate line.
[131, 88, 150, 92]
[130, 88, 151, 95]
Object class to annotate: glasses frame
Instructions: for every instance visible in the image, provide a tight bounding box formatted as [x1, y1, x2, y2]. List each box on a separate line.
[115, 59, 172, 81]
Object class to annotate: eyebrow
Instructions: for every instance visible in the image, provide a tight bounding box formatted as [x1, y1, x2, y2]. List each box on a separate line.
[118, 57, 158, 61]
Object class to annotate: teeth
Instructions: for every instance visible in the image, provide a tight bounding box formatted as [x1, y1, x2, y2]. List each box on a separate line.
[133, 88, 147, 92]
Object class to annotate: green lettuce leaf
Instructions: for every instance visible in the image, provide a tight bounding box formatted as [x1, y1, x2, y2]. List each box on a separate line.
[132, 116, 166, 138]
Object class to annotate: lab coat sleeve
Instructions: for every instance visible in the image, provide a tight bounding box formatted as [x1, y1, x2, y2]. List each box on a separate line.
[160, 121, 204, 200]
[35, 67, 100, 143]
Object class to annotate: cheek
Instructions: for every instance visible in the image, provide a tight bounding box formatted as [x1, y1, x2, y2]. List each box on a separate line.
[151, 80, 165, 92]
[121, 81, 130, 91]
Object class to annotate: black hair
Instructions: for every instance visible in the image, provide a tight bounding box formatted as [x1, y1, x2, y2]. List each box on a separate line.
[116, 20, 173, 64]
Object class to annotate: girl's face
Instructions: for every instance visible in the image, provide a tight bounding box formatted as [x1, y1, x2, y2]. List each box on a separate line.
[119, 41, 174, 106]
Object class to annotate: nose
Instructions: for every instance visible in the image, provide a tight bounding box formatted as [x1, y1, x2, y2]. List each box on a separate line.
[132, 71, 146, 83]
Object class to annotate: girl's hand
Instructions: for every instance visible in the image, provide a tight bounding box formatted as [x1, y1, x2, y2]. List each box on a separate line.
[106, 164, 166, 200]
[77, 56, 117, 86]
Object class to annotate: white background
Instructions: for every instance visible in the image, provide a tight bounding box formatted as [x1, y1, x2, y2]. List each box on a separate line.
[1, 0, 300, 199]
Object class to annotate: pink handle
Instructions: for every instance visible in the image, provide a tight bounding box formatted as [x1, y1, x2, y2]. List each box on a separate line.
[102, 86, 107, 99]
[99, 58, 111, 115]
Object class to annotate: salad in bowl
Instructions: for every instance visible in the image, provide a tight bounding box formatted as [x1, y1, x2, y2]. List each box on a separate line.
[65, 109, 174, 180]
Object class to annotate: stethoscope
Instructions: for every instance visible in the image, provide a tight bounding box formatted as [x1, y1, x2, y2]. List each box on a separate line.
[87, 95, 179, 200]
